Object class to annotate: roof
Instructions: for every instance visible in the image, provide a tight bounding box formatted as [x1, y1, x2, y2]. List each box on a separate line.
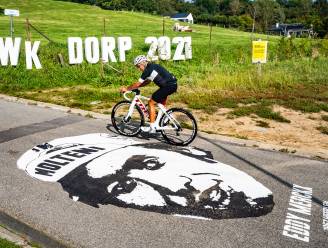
[171, 13, 192, 19]
[269, 23, 307, 32]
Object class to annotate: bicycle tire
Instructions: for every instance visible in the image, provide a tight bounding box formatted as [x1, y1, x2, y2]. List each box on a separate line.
[159, 108, 197, 146]
[111, 100, 145, 137]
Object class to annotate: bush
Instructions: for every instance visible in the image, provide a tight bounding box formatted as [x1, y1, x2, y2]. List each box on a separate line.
[320, 39, 328, 56]
[196, 14, 252, 31]
[213, 14, 228, 26]
[276, 37, 298, 60]
[239, 15, 253, 30]
[297, 39, 313, 57]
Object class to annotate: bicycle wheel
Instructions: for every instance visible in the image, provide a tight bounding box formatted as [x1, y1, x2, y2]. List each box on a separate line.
[159, 108, 197, 146]
[111, 100, 145, 137]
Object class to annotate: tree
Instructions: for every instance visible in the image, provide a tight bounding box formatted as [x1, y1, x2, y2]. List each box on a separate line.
[194, 0, 220, 14]
[314, 0, 328, 18]
[281, 0, 312, 19]
[247, 1, 257, 33]
[100, 0, 127, 10]
[254, 0, 285, 32]
[155, 0, 176, 15]
[229, 0, 240, 15]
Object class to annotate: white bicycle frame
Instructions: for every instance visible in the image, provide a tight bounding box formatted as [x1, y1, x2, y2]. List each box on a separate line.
[123, 91, 180, 131]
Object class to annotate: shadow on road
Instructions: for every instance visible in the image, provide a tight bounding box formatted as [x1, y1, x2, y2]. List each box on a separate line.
[106, 123, 167, 143]
[198, 134, 323, 207]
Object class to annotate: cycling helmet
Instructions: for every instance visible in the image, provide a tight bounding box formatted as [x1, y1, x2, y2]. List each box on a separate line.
[133, 55, 148, 66]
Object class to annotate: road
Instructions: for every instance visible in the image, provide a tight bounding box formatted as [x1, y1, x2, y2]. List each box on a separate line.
[0, 98, 327, 248]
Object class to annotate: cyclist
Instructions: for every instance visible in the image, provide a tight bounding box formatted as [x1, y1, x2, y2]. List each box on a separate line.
[120, 55, 178, 133]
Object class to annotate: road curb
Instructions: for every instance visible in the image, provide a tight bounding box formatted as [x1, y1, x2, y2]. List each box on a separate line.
[0, 93, 327, 161]
[0, 211, 69, 248]
[0, 94, 109, 120]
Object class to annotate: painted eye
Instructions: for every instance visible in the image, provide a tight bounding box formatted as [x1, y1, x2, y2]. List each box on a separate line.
[143, 157, 159, 168]
[143, 157, 158, 162]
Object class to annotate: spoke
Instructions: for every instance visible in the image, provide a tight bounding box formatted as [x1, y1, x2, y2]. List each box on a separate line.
[112, 102, 144, 136]
[160, 109, 196, 145]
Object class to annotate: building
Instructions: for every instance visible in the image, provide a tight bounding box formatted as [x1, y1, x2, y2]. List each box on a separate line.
[268, 23, 313, 37]
[171, 13, 193, 24]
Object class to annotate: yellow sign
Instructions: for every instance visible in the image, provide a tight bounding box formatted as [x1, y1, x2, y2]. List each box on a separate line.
[252, 41, 268, 64]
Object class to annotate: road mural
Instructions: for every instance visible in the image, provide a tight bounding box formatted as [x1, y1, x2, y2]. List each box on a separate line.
[17, 133, 274, 219]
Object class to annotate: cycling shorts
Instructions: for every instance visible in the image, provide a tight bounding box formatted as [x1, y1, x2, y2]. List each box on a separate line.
[151, 83, 177, 104]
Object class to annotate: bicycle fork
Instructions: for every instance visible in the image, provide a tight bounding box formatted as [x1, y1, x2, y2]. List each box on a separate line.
[126, 97, 149, 122]
[156, 104, 181, 131]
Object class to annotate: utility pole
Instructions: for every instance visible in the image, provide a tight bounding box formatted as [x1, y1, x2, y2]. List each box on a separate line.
[251, 4, 256, 40]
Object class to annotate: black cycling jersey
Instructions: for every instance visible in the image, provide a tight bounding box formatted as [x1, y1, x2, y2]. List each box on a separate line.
[139, 63, 177, 88]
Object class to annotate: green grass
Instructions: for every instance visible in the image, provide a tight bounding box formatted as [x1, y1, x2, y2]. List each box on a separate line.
[278, 148, 296, 153]
[234, 134, 248, 140]
[0, 0, 327, 119]
[256, 120, 270, 128]
[283, 99, 328, 113]
[0, 237, 20, 248]
[317, 126, 328, 135]
[230, 104, 290, 123]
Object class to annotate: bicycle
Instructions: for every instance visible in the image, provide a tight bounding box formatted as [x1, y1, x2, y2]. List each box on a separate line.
[111, 89, 197, 146]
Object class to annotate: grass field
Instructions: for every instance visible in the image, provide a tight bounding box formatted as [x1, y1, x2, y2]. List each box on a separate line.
[0, 0, 328, 120]
[0, 237, 20, 248]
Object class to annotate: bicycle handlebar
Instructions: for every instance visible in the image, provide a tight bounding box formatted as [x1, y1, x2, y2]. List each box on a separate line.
[123, 89, 140, 101]
[123, 91, 132, 101]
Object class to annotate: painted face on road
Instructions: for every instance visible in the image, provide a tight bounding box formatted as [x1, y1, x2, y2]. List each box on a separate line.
[17, 133, 274, 219]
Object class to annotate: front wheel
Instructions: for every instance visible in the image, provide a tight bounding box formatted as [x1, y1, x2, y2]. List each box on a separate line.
[159, 108, 197, 146]
[111, 100, 144, 136]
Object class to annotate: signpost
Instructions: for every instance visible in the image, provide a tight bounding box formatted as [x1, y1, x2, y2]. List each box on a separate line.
[252, 39, 268, 76]
[4, 9, 20, 37]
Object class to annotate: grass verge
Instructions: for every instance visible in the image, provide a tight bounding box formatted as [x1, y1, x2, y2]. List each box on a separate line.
[317, 126, 328, 135]
[0, 0, 327, 120]
[0, 238, 20, 248]
[229, 104, 290, 123]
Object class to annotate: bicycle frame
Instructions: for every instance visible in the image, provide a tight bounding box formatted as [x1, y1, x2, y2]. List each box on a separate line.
[123, 91, 180, 131]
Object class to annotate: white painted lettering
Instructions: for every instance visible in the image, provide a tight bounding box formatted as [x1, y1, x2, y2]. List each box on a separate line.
[293, 184, 312, 193]
[286, 212, 310, 222]
[85, 37, 99, 64]
[68, 37, 83, 64]
[101, 37, 117, 63]
[323, 201, 328, 231]
[288, 203, 311, 216]
[25, 41, 42, 69]
[118, 37, 132, 62]
[282, 230, 309, 242]
[184, 36, 192, 60]
[158, 36, 171, 61]
[282, 184, 312, 242]
[145, 37, 158, 61]
[172, 37, 185, 61]
[285, 219, 310, 230]
[0, 37, 21, 66]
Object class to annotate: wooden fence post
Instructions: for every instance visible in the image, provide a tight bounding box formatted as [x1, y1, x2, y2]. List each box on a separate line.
[58, 53, 65, 67]
[209, 24, 213, 49]
[26, 18, 31, 41]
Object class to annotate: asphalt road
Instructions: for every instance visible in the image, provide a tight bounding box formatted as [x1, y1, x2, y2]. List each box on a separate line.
[0, 98, 327, 248]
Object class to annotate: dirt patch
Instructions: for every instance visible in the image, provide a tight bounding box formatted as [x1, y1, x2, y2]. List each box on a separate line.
[194, 105, 328, 159]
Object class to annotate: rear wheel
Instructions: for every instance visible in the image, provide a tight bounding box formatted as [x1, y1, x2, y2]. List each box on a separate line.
[111, 101, 144, 136]
[159, 108, 197, 146]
